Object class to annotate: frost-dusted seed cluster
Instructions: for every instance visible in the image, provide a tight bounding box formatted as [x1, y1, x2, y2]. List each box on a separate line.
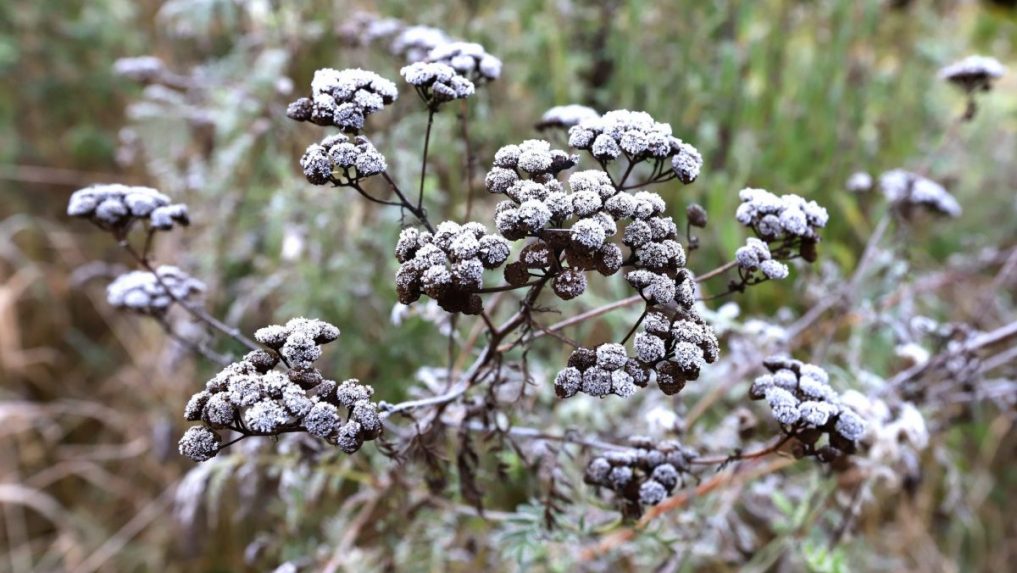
[536, 104, 600, 131]
[749, 356, 867, 459]
[584, 437, 697, 517]
[106, 266, 205, 314]
[337, 12, 405, 47]
[391, 25, 452, 63]
[554, 344, 644, 398]
[286, 68, 398, 132]
[736, 238, 789, 280]
[567, 110, 703, 184]
[735, 188, 828, 243]
[878, 169, 961, 218]
[846, 171, 874, 193]
[180, 319, 383, 461]
[427, 41, 502, 83]
[400, 62, 475, 107]
[631, 309, 720, 395]
[394, 222, 510, 315]
[67, 184, 190, 232]
[938, 55, 1006, 92]
[300, 133, 387, 185]
[112, 56, 165, 82]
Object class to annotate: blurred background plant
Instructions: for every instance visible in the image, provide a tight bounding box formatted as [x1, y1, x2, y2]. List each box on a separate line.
[2, 0, 1015, 571]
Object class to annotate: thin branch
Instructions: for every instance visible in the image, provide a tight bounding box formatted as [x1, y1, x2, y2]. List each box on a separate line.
[418, 109, 435, 211]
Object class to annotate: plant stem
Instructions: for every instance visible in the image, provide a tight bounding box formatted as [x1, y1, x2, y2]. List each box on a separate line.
[418, 109, 435, 212]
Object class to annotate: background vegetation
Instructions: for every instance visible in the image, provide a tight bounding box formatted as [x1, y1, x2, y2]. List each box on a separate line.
[2, 0, 1015, 571]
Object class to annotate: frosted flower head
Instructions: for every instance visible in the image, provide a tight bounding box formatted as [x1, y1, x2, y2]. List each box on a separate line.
[106, 266, 205, 315]
[300, 134, 387, 185]
[391, 25, 451, 63]
[939, 55, 1006, 92]
[735, 187, 828, 241]
[846, 171, 873, 193]
[427, 41, 502, 83]
[113, 56, 165, 82]
[178, 426, 221, 462]
[878, 169, 961, 218]
[401, 61, 474, 107]
[536, 104, 600, 131]
[287, 68, 397, 132]
[568, 110, 698, 177]
[395, 220, 503, 314]
[584, 439, 692, 515]
[68, 184, 189, 232]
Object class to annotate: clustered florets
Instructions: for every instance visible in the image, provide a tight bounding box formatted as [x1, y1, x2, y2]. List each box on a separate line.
[67, 184, 190, 233]
[400, 61, 475, 107]
[735, 237, 789, 280]
[878, 169, 961, 218]
[938, 55, 1006, 93]
[112, 56, 165, 83]
[427, 41, 502, 83]
[106, 266, 205, 314]
[567, 110, 703, 184]
[735, 188, 828, 244]
[554, 343, 642, 398]
[390, 25, 452, 63]
[536, 104, 600, 131]
[286, 68, 398, 132]
[846, 171, 874, 193]
[584, 437, 696, 517]
[300, 133, 387, 185]
[749, 356, 866, 461]
[394, 222, 510, 315]
[632, 309, 720, 395]
[179, 319, 383, 461]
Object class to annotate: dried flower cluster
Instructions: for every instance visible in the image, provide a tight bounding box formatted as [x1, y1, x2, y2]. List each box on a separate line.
[394, 223, 510, 314]
[845, 171, 874, 193]
[735, 188, 829, 244]
[67, 183, 190, 233]
[938, 55, 1006, 93]
[735, 238, 790, 280]
[106, 266, 205, 315]
[631, 309, 720, 395]
[112, 55, 165, 82]
[536, 104, 600, 131]
[299, 133, 387, 186]
[749, 356, 866, 461]
[390, 26, 453, 63]
[878, 169, 961, 218]
[179, 318, 382, 461]
[567, 110, 703, 184]
[400, 61, 475, 108]
[554, 344, 642, 398]
[286, 68, 398, 132]
[426, 41, 502, 83]
[584, 437, 697, 517]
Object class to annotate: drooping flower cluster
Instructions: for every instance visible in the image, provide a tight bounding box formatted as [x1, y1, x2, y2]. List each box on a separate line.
[68, 184, 190, 233]
[749, 356, 866, 460]
[400, 62, 475, 108]
[735, 188, 829, 245]
[394, 223, 510, 315]
[286, 68, 398, 132]
[567, 110, 703, 184]
[631, 310, 720, 396]
[179, 319, 383, 462]
[299, 133, 387, 186]
[426, 41, 502, 83]
[584, 437, 696, 517]
[554, 344, 644, 398]
[735, 238, 789, 280]
[938, 55, 1006, 93]
[106, 266, 205, 314]
[878, 169, 961, 218]
[536, 104, 600, 131]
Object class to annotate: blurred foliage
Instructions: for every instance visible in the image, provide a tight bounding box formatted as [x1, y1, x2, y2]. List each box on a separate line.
[2, 0, 1016, 571]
